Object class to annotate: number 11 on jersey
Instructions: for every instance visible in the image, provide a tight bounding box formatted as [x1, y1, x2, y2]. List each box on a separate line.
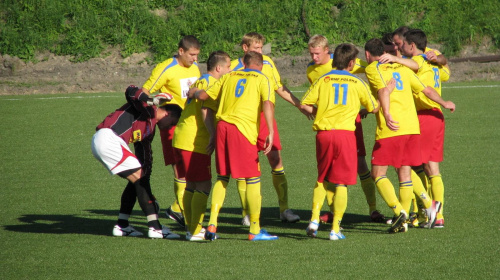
[332, 83, 348, 105]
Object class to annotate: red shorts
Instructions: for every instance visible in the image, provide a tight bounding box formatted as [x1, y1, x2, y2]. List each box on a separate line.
[371, 134, 422, 168]
[316, 130, 357, 185]
[355, 114, 366, 157]
[216, 121, 260, 178]
[257, 112, 282, 151]
[174, 149, 212, 182]
[418, 109, 444, 163]
[159, 125, 185, 176]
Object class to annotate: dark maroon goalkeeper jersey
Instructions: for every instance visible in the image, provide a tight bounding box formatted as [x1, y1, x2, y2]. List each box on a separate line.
[97, 86, 157, 144]
[96, 86, 157, 173]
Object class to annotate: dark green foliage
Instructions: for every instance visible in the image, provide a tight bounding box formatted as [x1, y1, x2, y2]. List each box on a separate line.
[0, 0, 498, 62]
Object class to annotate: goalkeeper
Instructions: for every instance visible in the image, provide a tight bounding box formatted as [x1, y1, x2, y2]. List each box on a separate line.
[91, 86, 182, 239]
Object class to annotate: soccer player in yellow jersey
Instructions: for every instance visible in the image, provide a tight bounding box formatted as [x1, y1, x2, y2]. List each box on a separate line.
[188, 51, 278, 241]
[306, 34, 386, 224]
[142, 35, 201, 227]
[301, 43, 379, 240]
[228, 32, 306, 224]
[364, 38, 442, 232]
[172, 51, 231, 241]
[400, 29, 456, 228]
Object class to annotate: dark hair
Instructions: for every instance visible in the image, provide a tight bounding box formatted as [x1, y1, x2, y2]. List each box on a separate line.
[178, 35, 200, 51]
[207, 51, 230, 71]
[332, 43, 359, 70]
[365, 38, 385, 56]
[243, 51, 263, 67]
[393, 26, 410, 38]
[404, 29, 427, 52]
[381, 32, 394, 45]
[159, 104, 182, 118]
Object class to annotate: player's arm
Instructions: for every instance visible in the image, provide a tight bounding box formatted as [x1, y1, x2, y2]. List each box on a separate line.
[187, 87, 209, 101]
[201, 107, 216, 155]
[262, 100, 275, 155]
[421, 86, 455, 112]
[378, 78, 399, 131]
[425, 50, 447, 66]
[378, 53, 418, 72]
[276, 85, 314, 120]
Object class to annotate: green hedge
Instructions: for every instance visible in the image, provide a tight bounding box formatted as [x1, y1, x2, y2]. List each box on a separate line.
[1, 0, 498, 62]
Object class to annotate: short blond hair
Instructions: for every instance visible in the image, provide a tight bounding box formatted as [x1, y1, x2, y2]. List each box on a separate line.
[308, 34, 329, 48]
[241, 32, 265, 47]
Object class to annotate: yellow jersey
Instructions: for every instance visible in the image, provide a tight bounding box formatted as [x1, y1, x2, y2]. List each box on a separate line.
[365, 61, 425, 140]
[143, 56, 201, 109]
[173, 74, 216, 154]
[302, 70, 377, 131]
[231, 55, 282, 91]
[206, 69, 274, 144]
[306, 53, 368, 84]
[411, 55, 450, 111]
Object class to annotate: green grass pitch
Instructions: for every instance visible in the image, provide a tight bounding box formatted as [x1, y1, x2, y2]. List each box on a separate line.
[0, 81, 499, 279]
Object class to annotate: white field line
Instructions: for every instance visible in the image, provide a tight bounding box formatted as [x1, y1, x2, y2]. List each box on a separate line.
[0, 95, 120, 101]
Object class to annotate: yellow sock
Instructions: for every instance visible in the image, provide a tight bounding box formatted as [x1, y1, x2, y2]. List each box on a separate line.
[182, 189, 194, 231]
[246, 177, 262, 235]
[415, 167, 431, 199]
[272, 167, 289, 212]
[411, 193, 419, 213]
[399, 181, 413, 215]
[359, 171, 377, 213]
[311, 181, 326, 222]
[208, 175, 229, 227]
[331, 184, 347, 233]
[375, 176, 403, 216]
[430, 174, 444, 219]
[326, 183, 335, 212]
[171, 178, 186, 212]
[236, 178, 247, 217]
[190, 190, 209, 235]
[411, 170, 432, 209]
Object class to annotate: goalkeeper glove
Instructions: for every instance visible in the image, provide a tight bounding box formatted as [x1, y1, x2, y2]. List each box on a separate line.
[147, 93, 174, 106]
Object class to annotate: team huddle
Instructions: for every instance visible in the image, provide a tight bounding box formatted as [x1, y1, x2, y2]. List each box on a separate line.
[91, 27, 455, 241]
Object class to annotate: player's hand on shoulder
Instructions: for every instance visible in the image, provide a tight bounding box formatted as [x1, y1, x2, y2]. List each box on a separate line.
[379, 53, 397, 64]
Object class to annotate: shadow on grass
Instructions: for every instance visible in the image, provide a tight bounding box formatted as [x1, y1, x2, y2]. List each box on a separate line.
[4, 207, 387, 238]
[3, 214, 115, 236]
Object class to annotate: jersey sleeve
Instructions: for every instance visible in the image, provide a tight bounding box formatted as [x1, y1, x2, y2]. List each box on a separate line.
[142, 61, 170, 94]
[358, 80, 377, 112]
[351, 58, 368, 74]
[206, 75, 226, 102]
[440, 66, 451, 82]
[125, 86, 154, 118]
[260, 76, 274, 104]
[301, 80, 319, 106]
[365, 63, 386, 93]
[408, 68, 426, 94]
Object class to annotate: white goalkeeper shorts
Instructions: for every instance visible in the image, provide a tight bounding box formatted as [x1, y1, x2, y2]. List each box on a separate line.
[91, 128, 141, 175]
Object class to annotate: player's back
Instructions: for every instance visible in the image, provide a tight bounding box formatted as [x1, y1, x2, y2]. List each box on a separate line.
[231, 55, 281, 91]
[303, 70, 375, 131]
[207, 69, 273, 144]
[365, 61, 423, 139]
[412, 54, 450, 111]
